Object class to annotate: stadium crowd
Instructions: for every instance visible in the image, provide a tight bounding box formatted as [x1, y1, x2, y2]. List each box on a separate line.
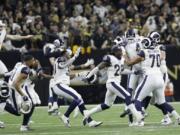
[0, 0, 179, 52]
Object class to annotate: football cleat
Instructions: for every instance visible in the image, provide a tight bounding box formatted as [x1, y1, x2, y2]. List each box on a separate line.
[20, 125, 31, 132]
[120, 109, 130, 118]
[83, 118, 88, 126]
[130, 120, 144, 127]
[48, 103, 59, 116]
[175, 117, 180, 125]
[60, 115, 71, 127]
[0, 121, 5, 128]
[135, 112, 144, 123]
[88, 120, 103, 127]
[161, 116, 172, 125]
[28, 120, 34, 126]
[128, 122, 134, 127]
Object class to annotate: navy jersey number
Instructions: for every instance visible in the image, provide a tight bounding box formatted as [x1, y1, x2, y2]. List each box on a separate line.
[149, 54, 160, 67]
[114, 64, 120, 76]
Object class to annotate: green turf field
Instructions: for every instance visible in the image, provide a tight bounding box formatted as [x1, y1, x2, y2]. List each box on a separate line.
[0, 103, 180, 135]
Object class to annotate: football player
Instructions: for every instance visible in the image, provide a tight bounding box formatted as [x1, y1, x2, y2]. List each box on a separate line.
[51, 47, 102, 127]
[43, 39, 65, 115]
[147, 31, 180, 125]
[117, 30, 144, 124]
[125, 38, 180, 126]
[83, 45, 143, 125]
[7, 55, 37, 131]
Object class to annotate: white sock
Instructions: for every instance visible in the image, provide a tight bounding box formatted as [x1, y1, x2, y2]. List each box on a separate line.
[88, 105, 102, 116]
[171, 110, 180, 119]
[48, 103, 52, 108]
[142, 107, 145, 112]
[125, 105, 128, 111]
[53, 102, 58, 107]
[128, 104, 139, 117]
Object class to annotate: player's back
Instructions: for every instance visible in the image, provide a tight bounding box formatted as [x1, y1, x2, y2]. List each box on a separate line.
[9, 63, 30, 87]
[105, 55, 124, 83]
[53, 56, 70, 85]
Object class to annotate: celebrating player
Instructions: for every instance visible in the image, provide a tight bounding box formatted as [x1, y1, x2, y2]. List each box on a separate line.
[51, 47, 102, 127]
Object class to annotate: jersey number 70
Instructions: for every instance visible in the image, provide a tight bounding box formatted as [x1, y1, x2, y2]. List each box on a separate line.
[149, 54, 161, 67]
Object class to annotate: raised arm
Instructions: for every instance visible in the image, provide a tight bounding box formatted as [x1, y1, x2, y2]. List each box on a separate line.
[6, 34, 33, 40]
[58, 47, 81, 69]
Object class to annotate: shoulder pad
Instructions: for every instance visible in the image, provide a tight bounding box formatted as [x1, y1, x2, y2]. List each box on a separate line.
[21, 66, 30, 75]
[102, 55, 111, 64]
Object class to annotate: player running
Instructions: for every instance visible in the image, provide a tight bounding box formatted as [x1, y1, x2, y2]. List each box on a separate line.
[83, 45, 143, 125]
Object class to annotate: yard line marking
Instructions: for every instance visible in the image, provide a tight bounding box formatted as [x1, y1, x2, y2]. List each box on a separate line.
[3, 128, 180, 135]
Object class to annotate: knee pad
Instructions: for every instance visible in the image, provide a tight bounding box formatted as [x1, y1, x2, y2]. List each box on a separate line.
[79, 98, 84, 105]
[74, 99, 81, 105]
[125, 96, 132, 106]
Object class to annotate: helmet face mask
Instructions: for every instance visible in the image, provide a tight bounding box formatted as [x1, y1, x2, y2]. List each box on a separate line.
[125, 29, 136, 41]
[0, 82, 10, 99]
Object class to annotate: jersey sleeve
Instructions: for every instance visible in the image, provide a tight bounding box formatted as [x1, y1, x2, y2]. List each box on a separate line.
[21, 67, 30, 75]
[102, 55, 111, 65]
[137, 50, 145, 58]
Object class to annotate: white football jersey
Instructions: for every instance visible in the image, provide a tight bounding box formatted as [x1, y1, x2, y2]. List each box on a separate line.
[9, 63, 30, 88]
[53, 56, 70, 85]
[138, 48, 162, 75]
[24, 69, 37, 88]
[155, 44, 167, 74]
[125, 38, 143, 70]
[103, 55, 124, 83]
